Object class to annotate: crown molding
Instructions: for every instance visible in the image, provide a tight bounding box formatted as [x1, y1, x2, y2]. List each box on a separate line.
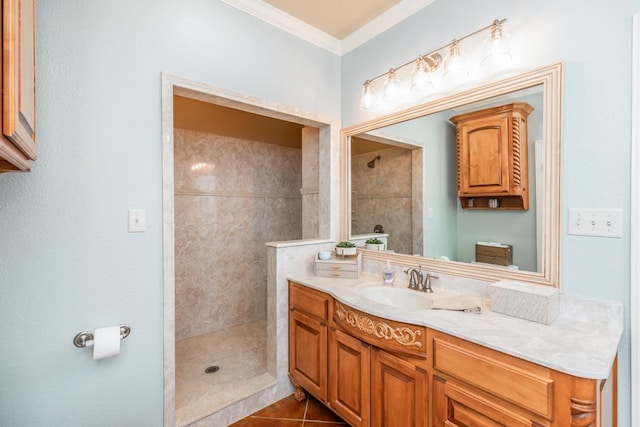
[219, 0, 342, 55]
[341, 0, 435, 54]
[219, 0, 435, 56]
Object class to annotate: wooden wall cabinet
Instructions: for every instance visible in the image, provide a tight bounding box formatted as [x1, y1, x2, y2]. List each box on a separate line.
[0, 0, 36, 172]
[450, 103, 533, 210]
[288, 281, 616, 427]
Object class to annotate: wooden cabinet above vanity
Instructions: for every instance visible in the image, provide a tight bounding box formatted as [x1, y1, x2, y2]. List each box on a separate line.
[288, 278, 620, 427]
[450, 102, 533, 210]
[0, 0, 37, 172]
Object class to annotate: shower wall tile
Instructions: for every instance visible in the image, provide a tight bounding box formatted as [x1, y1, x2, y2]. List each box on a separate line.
[175, 129, 302, 198]
[353, 196, 413, 255]
[301, 126, 320, 239]
[351, 147, 412, 254]
[175, 129, 302, 341]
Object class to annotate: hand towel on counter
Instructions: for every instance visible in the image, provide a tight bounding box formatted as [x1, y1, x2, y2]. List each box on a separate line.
[431, 294, 483, 313]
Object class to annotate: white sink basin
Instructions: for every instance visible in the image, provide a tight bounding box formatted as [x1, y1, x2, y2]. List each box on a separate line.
[359, 286, 434, 310]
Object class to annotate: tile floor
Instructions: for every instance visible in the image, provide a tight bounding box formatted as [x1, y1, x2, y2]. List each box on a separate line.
[228, 393, 348, 426]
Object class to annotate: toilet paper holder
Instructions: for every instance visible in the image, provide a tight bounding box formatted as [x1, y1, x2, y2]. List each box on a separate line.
[73, 324, 131, 348]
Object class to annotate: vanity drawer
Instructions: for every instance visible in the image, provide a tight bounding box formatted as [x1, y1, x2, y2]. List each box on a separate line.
[431, 331, 553, 419]
[289, 281, 331, 322]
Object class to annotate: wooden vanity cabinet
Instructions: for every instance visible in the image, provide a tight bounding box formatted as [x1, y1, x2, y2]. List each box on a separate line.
[288, 282, 616, 427]
[371, 347, 428, 427]
[288, 281, 331, 401]
[450, 103, 533, 210]
[329, 328, 371, 427]
[430, 329, 616, 427]
[0, 0, 37, 172]
[330, 300, 429, 427]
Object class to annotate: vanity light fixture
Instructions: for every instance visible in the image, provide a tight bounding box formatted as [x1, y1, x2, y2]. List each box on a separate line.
[410, 53, 441, 95]
[442, 39, 468, 83]
[383, 69, 401, 102]
[359, 80, 374, 110]
[359, 18, 509, 111]
[481, 19, 511, 68]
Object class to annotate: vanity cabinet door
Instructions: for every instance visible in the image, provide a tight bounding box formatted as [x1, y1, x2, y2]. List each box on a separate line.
[371, 348, 428, 427]
[456, 113, 511, 196]
[289, 310, 327, 401]
[329, 328, 371, 427]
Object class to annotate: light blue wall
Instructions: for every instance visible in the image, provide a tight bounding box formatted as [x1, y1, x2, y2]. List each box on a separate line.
[0, 1, 340, 425]
[2, 0, 638, 425]
[343, 0, 638, 425]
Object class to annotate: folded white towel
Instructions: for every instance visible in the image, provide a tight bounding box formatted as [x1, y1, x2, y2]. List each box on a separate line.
[431, 294, 483, 313]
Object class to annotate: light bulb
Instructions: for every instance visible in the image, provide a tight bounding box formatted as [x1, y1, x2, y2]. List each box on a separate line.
[383, 69, 402, 102]
[411, 56, 434, 96]
[481, 20, 511, 68]
[359, 81, 374, 110]
[443, 39, 468, 83]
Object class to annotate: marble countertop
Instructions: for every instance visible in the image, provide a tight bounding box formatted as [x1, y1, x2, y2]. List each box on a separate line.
[287, 273, 623, 380]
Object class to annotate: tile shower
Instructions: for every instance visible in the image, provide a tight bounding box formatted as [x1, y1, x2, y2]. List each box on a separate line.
[351, 146, 416, 254]
[173, 128, 303, 425]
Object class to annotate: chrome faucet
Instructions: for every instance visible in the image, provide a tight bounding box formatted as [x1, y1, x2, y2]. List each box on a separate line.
[422, 273, 434, 293]
[409, 268, 422, 290]
[404, 266, 424, 290]
[404, 266, 436, 293]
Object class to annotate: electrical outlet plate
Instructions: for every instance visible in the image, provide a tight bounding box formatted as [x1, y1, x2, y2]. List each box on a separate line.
[568, 208, 622, 238]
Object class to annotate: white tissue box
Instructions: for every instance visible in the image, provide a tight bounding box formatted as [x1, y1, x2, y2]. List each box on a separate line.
[489, 280, 559, 325]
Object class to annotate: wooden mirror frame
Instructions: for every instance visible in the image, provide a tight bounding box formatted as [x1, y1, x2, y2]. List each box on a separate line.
[340, 63, 563, 287]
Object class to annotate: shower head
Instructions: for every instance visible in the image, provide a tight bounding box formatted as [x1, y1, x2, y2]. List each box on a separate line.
[367, 155, 381, 168]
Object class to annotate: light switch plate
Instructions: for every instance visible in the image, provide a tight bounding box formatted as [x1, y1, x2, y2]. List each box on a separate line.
[568, 208, 622, 238]
[128, 209, 146, 232]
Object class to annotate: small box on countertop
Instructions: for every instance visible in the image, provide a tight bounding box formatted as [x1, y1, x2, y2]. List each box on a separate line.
[489, 280, 559, 325]
[315, 251, 362, 279]
[476, 242, 513, 266]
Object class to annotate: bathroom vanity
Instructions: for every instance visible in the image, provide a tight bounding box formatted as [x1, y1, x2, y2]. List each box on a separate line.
[288, 275, 621, 427]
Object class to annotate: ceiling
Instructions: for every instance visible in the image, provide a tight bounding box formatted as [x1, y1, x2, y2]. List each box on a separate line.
[261, 0, 403, 39]
[219, 0, 436, 55]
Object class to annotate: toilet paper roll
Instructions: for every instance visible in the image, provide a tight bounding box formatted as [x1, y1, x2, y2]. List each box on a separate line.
[93, 326, 121, 360]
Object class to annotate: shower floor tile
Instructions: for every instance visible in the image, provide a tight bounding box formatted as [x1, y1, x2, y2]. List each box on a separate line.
[175, 318, 270, 426]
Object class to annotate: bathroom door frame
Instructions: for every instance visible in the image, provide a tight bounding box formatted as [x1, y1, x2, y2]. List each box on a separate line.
[631, 12, 640, 427]
[160, 74, 340, 426]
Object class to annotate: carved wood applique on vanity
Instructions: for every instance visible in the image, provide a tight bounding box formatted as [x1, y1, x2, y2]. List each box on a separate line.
[334, 300, 427, 357]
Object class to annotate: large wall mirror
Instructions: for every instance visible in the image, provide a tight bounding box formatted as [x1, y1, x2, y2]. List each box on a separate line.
[341, 63, 562, 287]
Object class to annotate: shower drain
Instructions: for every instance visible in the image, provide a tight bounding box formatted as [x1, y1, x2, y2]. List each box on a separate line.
[205, 365, 220, 374]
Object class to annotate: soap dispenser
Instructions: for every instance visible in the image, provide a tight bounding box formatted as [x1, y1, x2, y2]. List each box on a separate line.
[382, 260, 395, 285]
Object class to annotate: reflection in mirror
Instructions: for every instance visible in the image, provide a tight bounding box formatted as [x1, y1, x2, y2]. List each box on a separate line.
[350, 136, 423, 256]
[342, 63, 562, 286]
[350, 86, 543, 272]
